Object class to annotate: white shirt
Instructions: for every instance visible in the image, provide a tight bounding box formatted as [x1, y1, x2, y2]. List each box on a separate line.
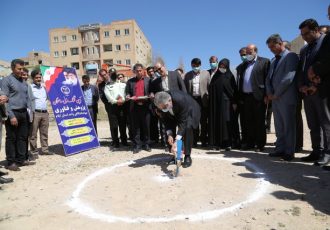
[192, 73, 200, 96]
[243, 56, 257, 93]
[161, 75, 169, 91]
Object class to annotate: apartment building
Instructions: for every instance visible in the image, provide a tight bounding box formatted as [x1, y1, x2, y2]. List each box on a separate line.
[49, 19, 152, 76]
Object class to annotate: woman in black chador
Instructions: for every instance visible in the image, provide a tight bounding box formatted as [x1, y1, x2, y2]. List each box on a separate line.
[208, 58, 238, 150]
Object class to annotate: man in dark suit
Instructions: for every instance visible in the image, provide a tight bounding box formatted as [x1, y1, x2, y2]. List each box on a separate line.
[265, 34, 299, 161]
[150, 62, 187, 94]
[125, 63, 151, 154]
[82, 75, 99, 134]
[297, 18, 330, 165]
[238, 44, 270, 151]
[154, 90, 200, 167]
[184, 58, 210, 147]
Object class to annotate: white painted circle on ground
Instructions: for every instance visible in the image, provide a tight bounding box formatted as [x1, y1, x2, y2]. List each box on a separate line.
[67, 155, 270, 223]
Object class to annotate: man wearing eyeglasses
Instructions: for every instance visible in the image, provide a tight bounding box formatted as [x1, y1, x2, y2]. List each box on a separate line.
[297, 18, 330, 166]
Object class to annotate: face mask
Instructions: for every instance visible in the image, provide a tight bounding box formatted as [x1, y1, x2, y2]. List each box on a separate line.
[246, 54, 255, 62]
[219, 68, 227, 73]
[161, 103, 172, 112]
[155, 72, 161, 77]
[192, 67, 200, 73]
[210, 62, 218, 69]
[241, 55, 247, 62]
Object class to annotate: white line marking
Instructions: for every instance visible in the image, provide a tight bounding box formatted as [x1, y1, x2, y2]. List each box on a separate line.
[67, 155, 270, 223]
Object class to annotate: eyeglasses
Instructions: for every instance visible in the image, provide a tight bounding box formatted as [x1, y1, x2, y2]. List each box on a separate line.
[155, 67, 162, 72]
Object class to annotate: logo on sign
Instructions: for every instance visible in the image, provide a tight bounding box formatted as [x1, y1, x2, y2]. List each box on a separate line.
[61, 86, 70, 95]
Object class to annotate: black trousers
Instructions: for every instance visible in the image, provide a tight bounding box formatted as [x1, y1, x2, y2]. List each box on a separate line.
[108, 104, 127, 144]
[304, 94, 330, 154]
[265, 101, 272, 131]
[192, 96, 208, 145]
[130, 104, 150, 148]
[183, 127, 194, 156]
[88, 106, 98, 134]
[149, 108, 160, 142]
[230, 105, 241, 147]
[5, 110, 29, 165]
[241, 94, 266, 148]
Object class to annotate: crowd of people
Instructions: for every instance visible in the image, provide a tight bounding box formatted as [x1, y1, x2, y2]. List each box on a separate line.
[0, 13, 329, 184]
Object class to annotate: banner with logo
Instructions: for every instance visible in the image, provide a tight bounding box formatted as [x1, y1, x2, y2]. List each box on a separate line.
[40, 65, 100, 156]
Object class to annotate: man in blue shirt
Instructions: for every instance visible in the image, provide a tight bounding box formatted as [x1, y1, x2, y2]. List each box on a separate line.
[82, 75, 99, 134]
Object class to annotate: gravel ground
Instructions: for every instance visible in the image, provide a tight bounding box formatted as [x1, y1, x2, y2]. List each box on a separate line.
[0, 114, 329, 230]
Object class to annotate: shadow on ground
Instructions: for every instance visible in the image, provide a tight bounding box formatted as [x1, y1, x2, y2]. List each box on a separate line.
[205, 147, 330, 215]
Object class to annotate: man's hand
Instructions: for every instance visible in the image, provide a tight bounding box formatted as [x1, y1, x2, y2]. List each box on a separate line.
[308, 66, 321, 85]
[307, 85, 317, 95]
[168, 136, 174, 146]
[0, 95, 8, 105]
[170, 141, 177, 154]
[149, 92, 155, 100]
[299, 86, 309, 95]
[117, 97, 124, 106]
[10, 117, 18, 126]
[232, 104, 237, 111]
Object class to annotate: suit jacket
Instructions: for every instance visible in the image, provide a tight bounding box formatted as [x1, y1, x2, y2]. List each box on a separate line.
[184, 70, 210, 107]
[238, 56, 270, 101]
[0, 79, 7, 120]
[150, 71, 187, 94]
[81, 84, 99, 113]
[125, 76, 151, 111]
[297, 33, 330, 98]
[266, 50, 299, 105]
[161, 90, 201, 137]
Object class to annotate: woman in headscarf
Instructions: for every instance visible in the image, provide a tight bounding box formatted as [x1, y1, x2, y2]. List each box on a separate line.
[208, 58, 238, 150]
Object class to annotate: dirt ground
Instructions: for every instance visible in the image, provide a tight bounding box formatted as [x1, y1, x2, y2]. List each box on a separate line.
[0, 116, 330, 230]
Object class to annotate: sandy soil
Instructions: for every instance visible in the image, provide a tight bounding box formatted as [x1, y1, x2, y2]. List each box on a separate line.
[0, 117, 330, 230]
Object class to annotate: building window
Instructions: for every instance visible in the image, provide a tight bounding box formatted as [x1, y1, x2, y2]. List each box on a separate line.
[124, 43, 130, 50]
[115, 29, 120, 36]
[54, 51, 59, 57]
[62, 50, 67, 57]
[61, 36, 67, 42]
[104, 59, 113, 65]
[125, 59, 131, 65]
[71, 35, 77, 41]
[115, 45, 121, 51]
[71, 62, 80, 70]
[103, 44, 113, 52]
[124, 29, 129, 35]
[104, 31, 110, 37]
[70, 47, 79, 55]
[116, 60, 122, 64]
[92, 47, 95, 54]
[53, 36, 59, 43]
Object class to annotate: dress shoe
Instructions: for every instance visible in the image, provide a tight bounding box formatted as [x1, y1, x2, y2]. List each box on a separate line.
[122, 141, 130, 146]
[322, 165, 330, 171]
[269, 152, 284, 157]
[133, 147, 141, 154]
[295, 147, 303, 153]
[301, 153, 320, 162]
[255, 147, 264, 152]
[182, 155, 192, 168]
[0, 171, 8, 176]
[5, 163, 21, 171]
[18, 161, 36, 167]
[314, 154, 330, 166]
[40, 151, 55, 155]
[0, 176, 14, 184]
[143, 145, 152, 152]
[225, 147, 231, 151]
[241, 144, 254, 150]
[281, 154, 294, 161]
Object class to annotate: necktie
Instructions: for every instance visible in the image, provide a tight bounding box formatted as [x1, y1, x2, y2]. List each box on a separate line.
[270, 55, 281, 88]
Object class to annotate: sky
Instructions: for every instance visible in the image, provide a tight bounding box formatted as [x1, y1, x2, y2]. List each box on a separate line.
[0, 0, 328, 72]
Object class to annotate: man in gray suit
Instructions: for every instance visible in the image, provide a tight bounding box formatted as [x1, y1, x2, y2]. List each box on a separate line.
[266, 34, 299, 161]
[184, 58, 210, 147]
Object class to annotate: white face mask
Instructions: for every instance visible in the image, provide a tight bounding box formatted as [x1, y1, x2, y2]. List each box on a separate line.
[219, 68, 227, 73]
[246, 54, 255, 62]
